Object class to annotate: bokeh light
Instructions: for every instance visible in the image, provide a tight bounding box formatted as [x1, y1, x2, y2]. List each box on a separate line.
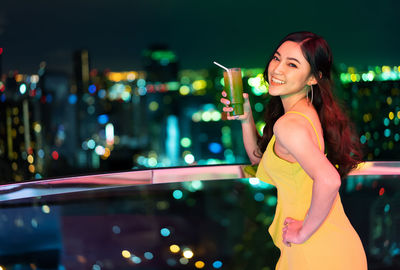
[182, 249, 194, 259]
[122, 250, 131, 258]
[160, 228, 171, 237]
[170, 245, 180, 253]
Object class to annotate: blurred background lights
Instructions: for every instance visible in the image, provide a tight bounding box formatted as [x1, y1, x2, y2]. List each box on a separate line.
[147, 157, 158, 167]
[95, 145, 105, 156]
[179, 85, 190, 95]
[255, 102, 264, 112]
[254, 192, 265, 202]
[106, 123, 114, 145]
[51, 151, 59, 160]
[201, 111, 212, 122]
[191, 180, 203, 190]
[360, 135, 367, 144]
[180, 137, 192, 148]
[87, 139, 96, 149]
[160, 227, 171, 237]
[81, 141, 89, 150]
[184, 153, 195, 164]
[191, 112, 201, 122]
[68, 94, 78, 104]
[98, 89, 107, 99]
[112, 225, 121, 234]
[97, 114, 109, 125]
[211, 111, 221, 121]
[138, 87, 147, 96]
[127, 72, 136, 81]
[149, 101, 159, 111]
[384, 118, 390, 126]
[144, 252, 154, 260]
[41, 205, 50, 214]
[46, 94, 53, 103]
[182, 249, 194, 259]
[88, 84, 97, 94]
[131, 256, 141, 264]
[19, 84, 27, 94]
[92, 264, 101, 270]
[208, 142, 222, 154]
[212, 260, 223, 269]
[249, 178, 260, 186]
[31, 218, 38, 228]
[192, 79, 207, 90]
[173, 189, 183, 199]
[195, 261, 205, 269]
[256, 121, 266, 135]
[122, 250, 131, 258]
[179, 257, 189, 264]
[267, 196, 277, 206]
[170, 244, 180, 253]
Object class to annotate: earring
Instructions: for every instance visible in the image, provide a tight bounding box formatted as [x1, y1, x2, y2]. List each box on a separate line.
[310, 84, 314, 104]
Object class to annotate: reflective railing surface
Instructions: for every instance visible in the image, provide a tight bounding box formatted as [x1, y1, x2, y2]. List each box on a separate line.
[0, 162, 399, 270]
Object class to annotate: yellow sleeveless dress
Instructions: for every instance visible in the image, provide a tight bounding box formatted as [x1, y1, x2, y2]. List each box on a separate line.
[256, 111, 368, 270]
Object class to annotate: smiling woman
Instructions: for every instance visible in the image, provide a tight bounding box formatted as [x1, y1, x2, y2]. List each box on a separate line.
[221, 31, 367, 269]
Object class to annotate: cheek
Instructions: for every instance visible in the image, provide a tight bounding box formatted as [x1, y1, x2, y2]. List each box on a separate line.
[267, 62, 275, 75]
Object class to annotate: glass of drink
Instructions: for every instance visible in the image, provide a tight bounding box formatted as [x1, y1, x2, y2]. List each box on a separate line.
[223, 68, 244, 115]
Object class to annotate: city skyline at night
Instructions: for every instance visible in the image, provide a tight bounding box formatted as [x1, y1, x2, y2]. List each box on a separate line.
[1, 0, 400, 75]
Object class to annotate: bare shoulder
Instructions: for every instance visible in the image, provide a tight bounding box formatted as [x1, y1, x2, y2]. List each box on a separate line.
[273, 113, 309, 142]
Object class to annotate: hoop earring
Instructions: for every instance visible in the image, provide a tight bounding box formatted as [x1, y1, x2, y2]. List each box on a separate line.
[310, 84, 314, 104]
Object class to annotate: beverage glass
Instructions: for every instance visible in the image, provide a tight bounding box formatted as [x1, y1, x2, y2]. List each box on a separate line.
[223, 68, 244, 115]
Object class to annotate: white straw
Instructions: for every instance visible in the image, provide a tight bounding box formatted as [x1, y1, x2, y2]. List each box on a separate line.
[213, 61, 229, 72]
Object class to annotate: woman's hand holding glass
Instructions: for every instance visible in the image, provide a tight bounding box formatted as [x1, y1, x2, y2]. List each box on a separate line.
[220, 91, 252, 122]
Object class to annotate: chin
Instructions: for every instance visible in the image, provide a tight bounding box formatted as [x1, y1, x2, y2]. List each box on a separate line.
[267, 86, 280, 96]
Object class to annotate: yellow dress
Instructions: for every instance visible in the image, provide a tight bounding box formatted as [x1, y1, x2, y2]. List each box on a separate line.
[256, 111, 368, 270]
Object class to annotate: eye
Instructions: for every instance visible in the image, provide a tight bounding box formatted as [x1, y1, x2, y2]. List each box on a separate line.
[273, 55, 280, 61]
[288, 63, 297, 68]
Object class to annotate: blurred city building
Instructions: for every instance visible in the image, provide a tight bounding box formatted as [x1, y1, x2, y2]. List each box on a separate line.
[339, 64, 400, 161]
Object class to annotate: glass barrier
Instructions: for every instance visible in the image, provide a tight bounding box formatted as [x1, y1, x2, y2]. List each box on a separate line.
[0, 162, 399, 270]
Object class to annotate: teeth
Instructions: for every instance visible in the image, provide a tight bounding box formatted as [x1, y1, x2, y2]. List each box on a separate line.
[272, 78, 285, 84]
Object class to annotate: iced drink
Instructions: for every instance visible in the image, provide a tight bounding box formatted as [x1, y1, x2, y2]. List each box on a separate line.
[223, 68, 244, 115]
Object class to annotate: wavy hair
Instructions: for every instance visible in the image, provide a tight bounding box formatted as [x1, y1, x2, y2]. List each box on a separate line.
[257, 31, 363, 178]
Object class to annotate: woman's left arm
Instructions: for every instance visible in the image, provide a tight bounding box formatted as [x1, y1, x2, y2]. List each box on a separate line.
[274, 119, 341, 247]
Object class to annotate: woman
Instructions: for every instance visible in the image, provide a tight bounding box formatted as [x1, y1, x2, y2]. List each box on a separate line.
[221, 32, 368, 269]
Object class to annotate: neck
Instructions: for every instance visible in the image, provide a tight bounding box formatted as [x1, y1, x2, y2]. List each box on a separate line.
[281, 89, 308, 113]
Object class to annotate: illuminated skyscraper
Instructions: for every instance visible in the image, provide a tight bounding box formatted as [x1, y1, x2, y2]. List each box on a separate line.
[0, 72, 40, 182]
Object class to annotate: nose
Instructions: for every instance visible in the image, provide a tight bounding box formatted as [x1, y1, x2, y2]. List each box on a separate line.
[272, 61, 284, 75]
[269, 61, 283, 75]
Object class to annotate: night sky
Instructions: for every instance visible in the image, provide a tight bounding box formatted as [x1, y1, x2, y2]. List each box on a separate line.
[1, 0, 400, 75]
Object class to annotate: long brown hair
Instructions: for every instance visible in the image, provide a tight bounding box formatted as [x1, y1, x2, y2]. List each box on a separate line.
[257, 31, 363, 178]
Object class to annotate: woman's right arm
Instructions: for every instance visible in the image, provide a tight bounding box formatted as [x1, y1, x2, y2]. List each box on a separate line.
[221, 92, 261, 164]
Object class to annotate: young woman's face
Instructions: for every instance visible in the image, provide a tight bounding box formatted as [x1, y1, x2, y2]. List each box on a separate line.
[267, 41, 313, 98]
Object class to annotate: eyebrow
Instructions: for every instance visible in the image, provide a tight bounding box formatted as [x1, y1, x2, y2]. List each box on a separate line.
[275, 51, 301, 65]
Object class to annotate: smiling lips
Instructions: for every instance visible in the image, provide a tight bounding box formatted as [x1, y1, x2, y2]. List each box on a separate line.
[270, 77, 285, 86]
